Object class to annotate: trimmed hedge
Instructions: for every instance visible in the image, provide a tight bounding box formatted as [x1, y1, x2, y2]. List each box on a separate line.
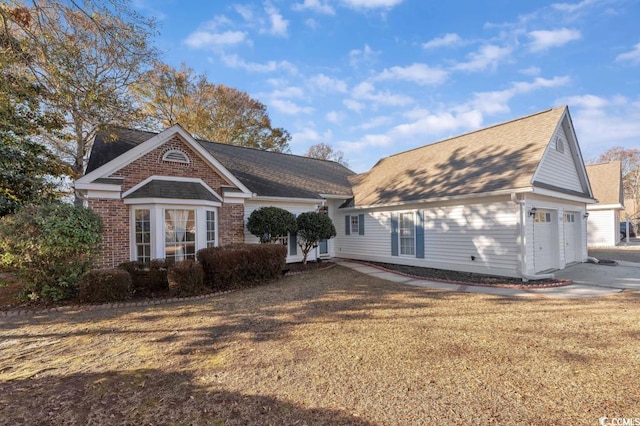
[197, 244, 287, 291]
[168, 259, 205, 296]
[118, 259, 169, 296]
[79, 268, 132, 303]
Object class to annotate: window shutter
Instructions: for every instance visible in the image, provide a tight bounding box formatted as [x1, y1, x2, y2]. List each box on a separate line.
[289, 232, 297, 256]
[391, 212, 399, 256]
[345, 215, 351, 235]
[416, 210, 425, 259]
[358, 213, 365, 235]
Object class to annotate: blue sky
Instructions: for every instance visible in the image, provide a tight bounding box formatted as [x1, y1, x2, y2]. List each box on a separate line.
[133, 0, 640, 172]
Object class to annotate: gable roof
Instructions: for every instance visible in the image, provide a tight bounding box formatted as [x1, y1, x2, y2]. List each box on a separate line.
[585, 161, 624, 206]
[348, 106, 590, 207]
[124, 180, 221, 202]
[84, 127, 354, 199]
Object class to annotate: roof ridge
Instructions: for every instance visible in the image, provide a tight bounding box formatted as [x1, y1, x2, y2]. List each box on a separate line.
[382, 106, 564, 160]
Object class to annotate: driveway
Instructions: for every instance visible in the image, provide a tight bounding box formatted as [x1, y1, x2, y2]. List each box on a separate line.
[554, 262, 640, 290]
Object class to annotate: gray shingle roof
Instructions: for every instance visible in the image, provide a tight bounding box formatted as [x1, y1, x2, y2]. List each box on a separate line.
[125, 180, 221, 201]
[86, 127, 355, 199]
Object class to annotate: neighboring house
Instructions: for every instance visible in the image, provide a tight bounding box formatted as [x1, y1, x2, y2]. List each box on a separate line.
[76, 105, 595, 279]
[585, 162, 625, 247]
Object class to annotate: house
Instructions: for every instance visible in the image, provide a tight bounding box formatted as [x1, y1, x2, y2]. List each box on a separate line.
[76, 105, 595, 279]
[75, 125, 354, 267]
[335, 105, 594, 278]
[585, 162, 625, 246]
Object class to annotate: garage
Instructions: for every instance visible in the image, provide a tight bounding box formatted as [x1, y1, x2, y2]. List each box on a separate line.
[533, 209, 557, 273]
[564, 211, 581, 264]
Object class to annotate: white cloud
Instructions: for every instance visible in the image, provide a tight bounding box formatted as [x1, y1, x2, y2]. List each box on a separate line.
[326, 111, 341, 123]
[271, 86, 305, 99]
[343, 99, 365, 112]
[349, 44, 379, 68]
[616, 42, 640, 65]
[292, 0, 335, 15]
[340, 133, 393, 153]
[471, 76, 571, 114]
[183, 30, 247, 49]
[234, 4, 254, 21]
[305, 18, 319, 29]
[264, 3, 289, 37]
[390, 110, 483, 139]
[552, 0, 597, 13]
[292, 127, 333, 146]
[351, 81, 413, 106]
[559, 94, 626, 109]
[340, 0, 404, 10]
[375, 63, 448, 86]
[358, 116, 392, 130]
[308, 74, 348, 93]
[220, 53, 298, 74]
[520, 66, 541, 76]
[422, 33, 462, 50]
[528, 28, 581, 52]
[453, 45, 512, 72]
[270, 99, 314, 115]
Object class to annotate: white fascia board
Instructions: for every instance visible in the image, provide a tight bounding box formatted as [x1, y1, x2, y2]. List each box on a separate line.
[87, 190, 121, 199]
[587, 203, 624, 211]
[250, 196, 325, 204]
[123, 197, 221, 207]
[74, 182, 121, 192]
[319, 193, 353, 199]
[122, 175, 223, 202]
[223, 190, 253, 199]
[530, 186, 597, 204]
[223, 197, 246, 204]
[340, 187, 533, 211]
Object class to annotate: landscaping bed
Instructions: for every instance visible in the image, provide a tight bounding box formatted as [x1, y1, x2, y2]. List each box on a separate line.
[365, 261, 568, 287]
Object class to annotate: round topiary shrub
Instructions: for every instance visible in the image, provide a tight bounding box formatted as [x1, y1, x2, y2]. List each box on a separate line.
[79, 268, 132, 303]
[0, 202, 103, 301]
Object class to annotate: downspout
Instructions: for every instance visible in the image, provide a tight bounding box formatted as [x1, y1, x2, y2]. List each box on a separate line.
[511, 193, 555, 281]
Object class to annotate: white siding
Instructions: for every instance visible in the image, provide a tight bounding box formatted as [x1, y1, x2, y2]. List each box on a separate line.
[534, 125, 584, 193]
[244, 200, 321, 263]
[335, 199, 522, 278]
[587, 209, 617, 247]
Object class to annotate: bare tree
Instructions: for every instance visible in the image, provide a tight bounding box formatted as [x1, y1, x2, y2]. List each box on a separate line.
[306, 142, 349, 167]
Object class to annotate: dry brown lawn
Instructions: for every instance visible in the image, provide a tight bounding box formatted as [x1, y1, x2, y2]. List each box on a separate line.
[1, 266, 639, 425]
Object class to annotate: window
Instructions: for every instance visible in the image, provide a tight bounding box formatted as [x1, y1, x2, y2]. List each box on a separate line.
[164, 209, 196, 261]
[399, 212, 415, 256]
[534, 211, 552, 223]
[565, 213, 576, 223]
[135, 209, 151, 264]
[162, 149, 190, 164]
[556, 137, 565, 153]
[350, 215, 359, 234]
[206, 210, 216, 247]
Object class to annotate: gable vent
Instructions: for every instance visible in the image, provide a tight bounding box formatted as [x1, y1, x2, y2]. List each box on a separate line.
[556, 137, 565, 153]
[162, 150, 190, 164]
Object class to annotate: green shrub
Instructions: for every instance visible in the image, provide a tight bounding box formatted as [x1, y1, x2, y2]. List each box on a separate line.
[246, 206, 297, 243]
[79, 269, 132, 303]
[197, 244, 287, 291]
[168, 259, 205, 296]
[0, 202, 103, 301]
[118, 259, 169, 296]
[296, 211, 337, 264]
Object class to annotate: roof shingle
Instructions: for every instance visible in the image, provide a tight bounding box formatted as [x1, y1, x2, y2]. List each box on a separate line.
[585, 161, 624, 206]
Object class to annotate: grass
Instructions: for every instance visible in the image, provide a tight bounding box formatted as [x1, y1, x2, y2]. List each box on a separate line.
[1, 266, 639, 424]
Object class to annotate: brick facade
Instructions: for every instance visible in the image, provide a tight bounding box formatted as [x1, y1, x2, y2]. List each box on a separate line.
[88, 134, 246, 268]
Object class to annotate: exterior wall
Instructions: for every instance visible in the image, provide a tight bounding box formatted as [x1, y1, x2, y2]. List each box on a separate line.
[244, 199, 323, 263]
[534, 126, 584, 193]
[88, 134, 244, 267]
[335, 196, 523, 278]
[89, 198, 130, 268]
[587, 209, 619, 247]
[523, 194, 588, 275]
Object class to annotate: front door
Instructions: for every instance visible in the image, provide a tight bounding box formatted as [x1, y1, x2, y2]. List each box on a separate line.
[319, 239, 328, 255]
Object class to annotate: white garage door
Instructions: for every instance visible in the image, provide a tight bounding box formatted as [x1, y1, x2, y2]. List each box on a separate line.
[533, 209, 556, 273]
[564, 211, 581, 263]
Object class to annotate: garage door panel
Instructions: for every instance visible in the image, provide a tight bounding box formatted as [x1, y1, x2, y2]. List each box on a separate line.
[533, 209, 556, 273]
[564, 211, 580, 263]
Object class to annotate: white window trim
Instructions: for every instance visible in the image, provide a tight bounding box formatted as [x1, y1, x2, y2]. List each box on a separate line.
[129, 203, 218, 262]
[398, 211, 416, 257]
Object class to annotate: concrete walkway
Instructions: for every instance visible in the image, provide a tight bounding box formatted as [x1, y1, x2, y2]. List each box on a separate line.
[336, 260, 637, 299]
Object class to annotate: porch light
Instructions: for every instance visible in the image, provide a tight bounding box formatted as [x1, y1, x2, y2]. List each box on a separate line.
[529, 207, 537, 217]
[583, 212, 589, 219]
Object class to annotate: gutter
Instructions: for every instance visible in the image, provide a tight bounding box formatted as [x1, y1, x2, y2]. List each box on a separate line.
[510, 193, 555, 281]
